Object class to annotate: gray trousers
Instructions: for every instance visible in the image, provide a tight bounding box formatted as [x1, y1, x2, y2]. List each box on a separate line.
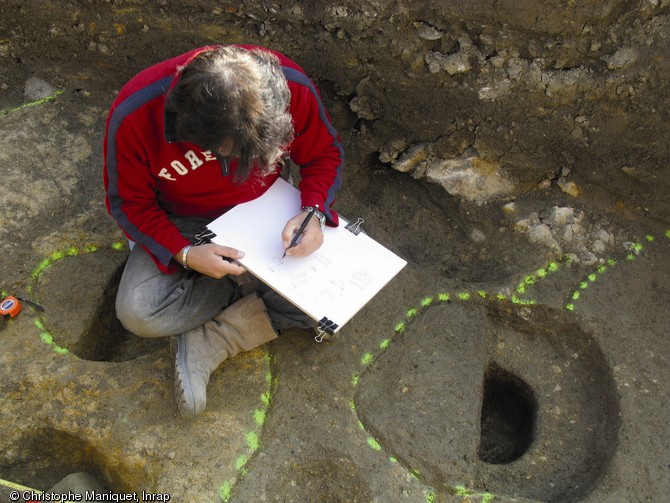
[115, 215, 313, 338]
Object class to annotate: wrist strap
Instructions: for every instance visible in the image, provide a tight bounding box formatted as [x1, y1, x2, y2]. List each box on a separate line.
[182, 245, 192, 269]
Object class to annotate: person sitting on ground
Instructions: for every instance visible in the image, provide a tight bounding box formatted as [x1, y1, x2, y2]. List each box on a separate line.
[103, 44, 343, 417]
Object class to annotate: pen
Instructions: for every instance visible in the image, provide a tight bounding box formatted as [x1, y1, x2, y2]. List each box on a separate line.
[282, 206, 317, 259]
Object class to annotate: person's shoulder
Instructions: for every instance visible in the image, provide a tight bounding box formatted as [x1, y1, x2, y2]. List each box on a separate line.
[112, 47, 213, 108]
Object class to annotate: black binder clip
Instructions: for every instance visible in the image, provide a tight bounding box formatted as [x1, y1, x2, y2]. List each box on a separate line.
[345, 218, 364, 236]
[194, 228, 232, 263]
[195, 228, 217, 245]
[316, 317, 338, 342]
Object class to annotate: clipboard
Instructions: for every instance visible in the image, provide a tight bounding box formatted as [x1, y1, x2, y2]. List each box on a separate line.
[204, 178, 407, 336]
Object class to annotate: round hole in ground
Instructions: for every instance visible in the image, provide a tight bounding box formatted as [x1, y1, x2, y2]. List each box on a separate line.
[35, 249, 166, 361]
[478, 363, 536, 464]
[0, 428, 123, 493]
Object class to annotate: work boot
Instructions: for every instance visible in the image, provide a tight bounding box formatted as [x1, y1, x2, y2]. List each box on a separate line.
[173, 292, 278, 417]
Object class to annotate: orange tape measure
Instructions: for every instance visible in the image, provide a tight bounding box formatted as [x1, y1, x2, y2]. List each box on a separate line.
[0, 296, 43, 319]
[1, 296, 22, 319]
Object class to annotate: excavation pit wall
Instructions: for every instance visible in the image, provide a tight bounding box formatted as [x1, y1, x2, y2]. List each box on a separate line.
[354, 301, 620, 503]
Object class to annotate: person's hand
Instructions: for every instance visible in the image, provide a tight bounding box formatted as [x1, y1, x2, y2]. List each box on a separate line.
[281, 210, 324, 257]
[179, 243, 247, 278]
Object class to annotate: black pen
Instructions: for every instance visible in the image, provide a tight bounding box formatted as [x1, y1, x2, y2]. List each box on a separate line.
[282, 206, 317, 259]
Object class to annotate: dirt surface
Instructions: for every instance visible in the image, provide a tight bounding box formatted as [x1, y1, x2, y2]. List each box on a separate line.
[1, 1, 668, 502]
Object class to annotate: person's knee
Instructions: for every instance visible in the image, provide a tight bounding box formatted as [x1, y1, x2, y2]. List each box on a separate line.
[115, 291, 164, 338]
[261, 290, 313, 331]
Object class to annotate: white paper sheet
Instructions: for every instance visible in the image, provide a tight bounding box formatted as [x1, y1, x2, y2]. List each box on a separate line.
[206, 178, 407, 333]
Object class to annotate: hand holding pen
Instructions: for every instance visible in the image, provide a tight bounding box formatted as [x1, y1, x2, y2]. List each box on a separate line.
[281, 206, 324, 258]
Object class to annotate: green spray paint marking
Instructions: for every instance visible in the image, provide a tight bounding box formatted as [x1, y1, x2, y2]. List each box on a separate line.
[346, 247, 656, 501]
[624, 241, 644, 261]
[515, 258, 567, 298]
[349, 234, 668, 501]
[348, 289, 521, 502]
[511, 295, 536, 306]
[246, 431, 260, 451]
[28, 243, 126, 354]
[454, 485, 495, 501]
[219, 353, 275, 502]
[253, 409, 266, 426]
[367, 437, 382, 451]
[26, 241, 272, 503]
[29, 242, 123, 286]
[454, 485, 470, 496]
[218, 481, 232, 503]
[564, 237, 658, 311]
[38, 330, 70, 355]
[0, 89, 64, 115]
[234, 454, 248, 471]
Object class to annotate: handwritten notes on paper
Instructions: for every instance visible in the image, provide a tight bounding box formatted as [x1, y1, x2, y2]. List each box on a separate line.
[206, 178, 407, 333]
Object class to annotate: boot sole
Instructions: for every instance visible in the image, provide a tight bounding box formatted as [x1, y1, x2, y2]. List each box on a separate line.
[174, 334, 201, 417]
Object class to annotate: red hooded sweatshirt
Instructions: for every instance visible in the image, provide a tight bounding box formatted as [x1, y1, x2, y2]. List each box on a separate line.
[104, 45, 343, 273]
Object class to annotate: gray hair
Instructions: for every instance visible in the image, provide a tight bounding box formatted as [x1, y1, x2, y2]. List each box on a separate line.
[166, 46, 293, 183]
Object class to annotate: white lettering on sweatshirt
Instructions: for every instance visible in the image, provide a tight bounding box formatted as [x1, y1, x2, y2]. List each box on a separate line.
[158, 150, 216, 181]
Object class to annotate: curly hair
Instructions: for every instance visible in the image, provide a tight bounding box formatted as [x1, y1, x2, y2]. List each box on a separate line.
[165, 46, 294, 183]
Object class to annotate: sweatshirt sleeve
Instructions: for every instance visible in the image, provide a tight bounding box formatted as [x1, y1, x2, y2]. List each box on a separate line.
[284, 71, 344, 226]
[104, 103, 190, 273]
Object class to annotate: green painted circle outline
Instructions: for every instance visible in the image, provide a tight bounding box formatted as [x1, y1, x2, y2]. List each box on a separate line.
[350, 233, 666, 502]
